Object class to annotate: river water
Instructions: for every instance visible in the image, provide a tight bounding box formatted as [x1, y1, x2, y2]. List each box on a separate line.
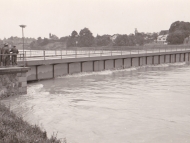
[2, 62, 190, 143]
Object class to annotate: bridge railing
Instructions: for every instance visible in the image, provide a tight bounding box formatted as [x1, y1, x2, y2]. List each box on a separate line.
[0, 53, 25, 67]
[18, 45, 190, 61]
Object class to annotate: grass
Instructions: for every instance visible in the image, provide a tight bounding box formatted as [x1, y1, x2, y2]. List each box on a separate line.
[0, 103, 64, 143]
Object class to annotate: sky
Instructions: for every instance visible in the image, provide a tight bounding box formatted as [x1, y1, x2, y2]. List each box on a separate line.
[0, 0, 190, 39]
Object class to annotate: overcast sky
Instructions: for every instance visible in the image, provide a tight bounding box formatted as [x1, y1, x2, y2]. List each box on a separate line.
[0, 0, 190, 39]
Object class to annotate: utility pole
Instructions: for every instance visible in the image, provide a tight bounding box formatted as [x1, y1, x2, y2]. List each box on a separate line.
[19, 25, 26, 67]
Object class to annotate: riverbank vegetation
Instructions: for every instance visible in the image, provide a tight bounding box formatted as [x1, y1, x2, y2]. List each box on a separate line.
[0, 103, 62, 143]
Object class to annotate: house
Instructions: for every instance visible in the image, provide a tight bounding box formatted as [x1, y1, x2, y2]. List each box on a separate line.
[157, 35, 168, 44]
[157, 30, 169, 44]
[110, 34, 119, 42]
[49, 33, 59, 40]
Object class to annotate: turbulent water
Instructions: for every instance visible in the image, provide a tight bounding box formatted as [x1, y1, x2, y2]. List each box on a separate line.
[2, 62, 190, 143]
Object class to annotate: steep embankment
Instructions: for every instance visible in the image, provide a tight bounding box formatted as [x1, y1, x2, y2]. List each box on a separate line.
[0, 103, 62, 143]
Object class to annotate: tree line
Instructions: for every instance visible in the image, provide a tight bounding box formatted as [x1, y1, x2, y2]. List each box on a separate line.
[66, 28, 158, 47]
[30, 20, 190, 49]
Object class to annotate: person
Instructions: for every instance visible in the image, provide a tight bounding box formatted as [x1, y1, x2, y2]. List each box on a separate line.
[0, 45, 2, 66]
[4, 44, 10, 66]
[10, 45, 19, 65]
[1, 43, 7, 66]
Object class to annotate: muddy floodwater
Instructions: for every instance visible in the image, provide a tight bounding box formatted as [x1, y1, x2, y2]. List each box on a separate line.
[2, 62, 190, 143]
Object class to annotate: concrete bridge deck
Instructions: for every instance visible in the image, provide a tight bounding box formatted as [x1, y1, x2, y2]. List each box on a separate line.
[15, 47, 190, 81]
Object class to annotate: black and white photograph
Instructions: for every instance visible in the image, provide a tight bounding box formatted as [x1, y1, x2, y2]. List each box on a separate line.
[0, 0, 190, 143]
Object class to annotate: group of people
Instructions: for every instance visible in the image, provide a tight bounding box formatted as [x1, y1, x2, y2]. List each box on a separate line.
[0, 43, 19, 67]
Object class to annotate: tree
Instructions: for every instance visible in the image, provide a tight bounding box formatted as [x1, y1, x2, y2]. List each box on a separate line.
[152, 33, 158, 40]
[114, 35, 129, 46]
[40, 38, 49, 46]
[60, 36, 69, 42]
[71, 30, 78, 38]
[96, 35, 111, 46]
[128, 34, 136, 46]
[78, 28, 94, 47]
[114, 34, 138, 46]
[135, 33, 144, 45]
[167, 21, 190, 44]
[67, 30, 79, 47]
[167, 30, 188, 44]
[37, 37, 42, 44]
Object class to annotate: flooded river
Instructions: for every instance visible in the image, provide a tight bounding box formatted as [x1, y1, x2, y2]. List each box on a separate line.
[2, 62, 190, 143]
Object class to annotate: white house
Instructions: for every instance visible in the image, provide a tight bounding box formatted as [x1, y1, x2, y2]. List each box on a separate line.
[110, 34, 119, 42]
[157, 35, 168, 44]
[157, 30, 169, 44]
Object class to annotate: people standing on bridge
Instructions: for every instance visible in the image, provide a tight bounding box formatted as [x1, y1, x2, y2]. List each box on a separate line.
[10, 45, 19, 66]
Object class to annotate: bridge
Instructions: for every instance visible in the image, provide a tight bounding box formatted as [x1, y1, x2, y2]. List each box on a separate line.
[15, 45, 190, 81]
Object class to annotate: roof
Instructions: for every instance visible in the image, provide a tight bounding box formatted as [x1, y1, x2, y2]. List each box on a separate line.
[159, 30, 169, 35]
[157, 34, 168, 38]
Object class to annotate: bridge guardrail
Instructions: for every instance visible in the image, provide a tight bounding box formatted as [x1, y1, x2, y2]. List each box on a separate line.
[17, 45, 190, 61]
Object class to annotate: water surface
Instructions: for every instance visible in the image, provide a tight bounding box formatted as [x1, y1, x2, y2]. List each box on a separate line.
[2, 62, 190, 143]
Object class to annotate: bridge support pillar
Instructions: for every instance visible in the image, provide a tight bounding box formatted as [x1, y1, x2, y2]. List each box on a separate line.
[0, 67, 30, 99]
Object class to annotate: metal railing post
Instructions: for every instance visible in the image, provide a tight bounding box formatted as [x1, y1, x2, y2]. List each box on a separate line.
[24, 51, 26, 67]
[138, 47, 139, 54]
[76, 49, 77, 58]
[23, 52, 25, 67]
[25, 51, 26, 61]
[43, 50, 45, 60]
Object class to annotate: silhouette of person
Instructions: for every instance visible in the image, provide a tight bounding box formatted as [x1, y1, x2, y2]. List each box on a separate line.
[10, 45, 19, 65]
[0, 45, 2, 66]
[4, 44, 10, 66]
[1, 43, 8, 66]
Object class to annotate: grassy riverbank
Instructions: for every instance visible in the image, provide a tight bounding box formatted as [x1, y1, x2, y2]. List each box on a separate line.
[0, 103, 62, 143]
